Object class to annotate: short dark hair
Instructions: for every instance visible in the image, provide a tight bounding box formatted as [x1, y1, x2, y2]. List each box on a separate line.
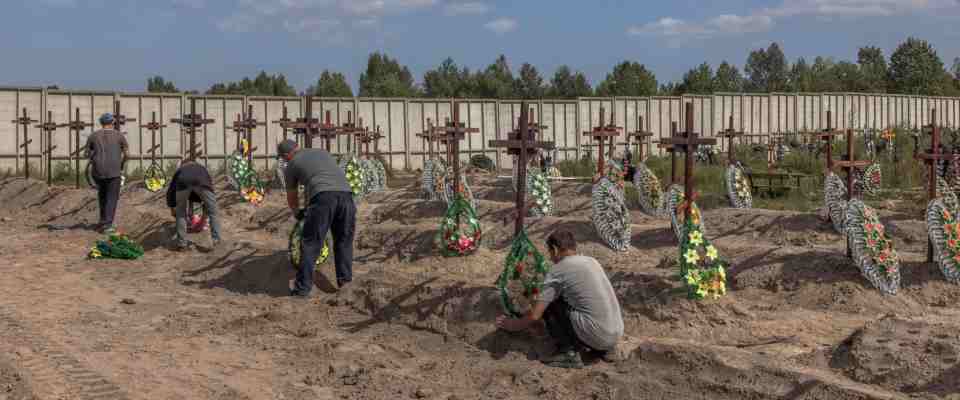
[546, 230, 577, 252]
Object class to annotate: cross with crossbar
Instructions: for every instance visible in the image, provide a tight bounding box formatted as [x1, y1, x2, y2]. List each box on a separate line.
[170, 98, 215, 161]
[583, 107, 622, 175]
[717, 115, 744, 165]
[917, 108, 958, 261]
[232, 105, 266, 165]
[627, 115, 653, 165]
[11, 108, 38, 180]
[656, 121, 681, 185]
[279, 97, 321, 149]
[35, 111, 60, 185]
[489, 102, 556, 236]
[660, 103, 717, 221]
[139, 111, 167, 171]
[58, 108, 92, 188]
[809, 110, 844, 173]
[438, 104, 480, 193]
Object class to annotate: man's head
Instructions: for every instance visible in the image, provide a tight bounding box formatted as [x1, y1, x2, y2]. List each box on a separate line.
[546, 229, 577, 263]
[277, 139, 299, 161]
[99, 113, 115, 128]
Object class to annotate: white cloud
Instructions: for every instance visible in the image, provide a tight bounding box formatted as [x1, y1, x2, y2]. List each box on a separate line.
[443, 1, 489, 16]
[216, 0, 439, 43]
[484, 17, 517, 34]
[631, 0, 955, 42]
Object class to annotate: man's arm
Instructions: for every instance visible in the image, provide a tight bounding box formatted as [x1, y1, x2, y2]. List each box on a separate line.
[84, 133, 96, 159]
[495, 301, 548, 332]
[119, 135, 129, 169]
[286, 186, 300, 211]
[166, 170, 180, 210]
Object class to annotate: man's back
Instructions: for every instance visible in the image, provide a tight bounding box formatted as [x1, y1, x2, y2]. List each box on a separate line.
[542, 255, 624, 351]
[284, 149, 351, 200]
[87, 129, 127, 179]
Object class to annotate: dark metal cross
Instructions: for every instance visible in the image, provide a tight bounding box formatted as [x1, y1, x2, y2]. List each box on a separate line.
[58, 107, 92, 188]
[139, 111, 167, 170]
[36, 111, 60, 185]
[272, 105, 293, 142]
[917, 108, 957, 262]
[170, 98, 215, 162]
[279, 96, 321, 149]
[718, 115, 744, 165]
[583, 107, 623, 175]
[232, 104, 266, 165]
[315, 111, 341, 153]
[438, 103, 480, 193]
[350, 117, 371, 158]
[112, 100, 136, 131]
[360, 126, 386, 158]
[514, 108, 550, 167]
[627, 115, 653, 164]
[660, 103, 717, 221]
[11, 108, 38, 180]
[489, 102, 556, 236]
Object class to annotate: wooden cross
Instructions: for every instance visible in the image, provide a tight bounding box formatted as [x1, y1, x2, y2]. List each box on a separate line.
[656, 122, 681, 184]
[58, 107, 92, 188]
[139, 111, 167, 169]
[360, 126, 386, 158]
[718, 115, 744, 165]
[170, 98, 215, 162]
[660, 103, 717, 221]
[627, 115, 654, 165]
[112, 100, 136, 131]
[812, 111, 844, 173]
[438, 103, 480, 193]
[489, 102, 556, 236]
[232, 104, 266, 165]
[583, 107, 622, 175]
[351, 117, 372, 158]
[11, 108, 38, 180]
[513, 107, 550, 167]
[917, 109, 958, 261]
[416, 118, 441, 164]
[315, 111, 341, 153]
[279, 96, 321, 149]
[272, 104, 293, 142]
[35, 111, 60, 185]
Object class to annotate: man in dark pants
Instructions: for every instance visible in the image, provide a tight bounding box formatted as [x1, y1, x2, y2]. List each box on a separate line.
[495, 229, 624, 369]
[166, 160, 222, 250]
[85, 113, 128, 234]
[279, 139, 356, 297]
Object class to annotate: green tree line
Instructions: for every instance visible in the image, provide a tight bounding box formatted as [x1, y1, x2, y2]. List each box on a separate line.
[147, 37, 960, 98]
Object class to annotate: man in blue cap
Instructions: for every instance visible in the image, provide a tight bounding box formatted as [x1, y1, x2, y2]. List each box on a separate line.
[278, 139, 356, 297]
[85, 113, 128, 234]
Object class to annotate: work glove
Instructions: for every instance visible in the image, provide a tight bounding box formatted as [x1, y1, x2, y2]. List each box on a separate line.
[295, 209, 307, 221]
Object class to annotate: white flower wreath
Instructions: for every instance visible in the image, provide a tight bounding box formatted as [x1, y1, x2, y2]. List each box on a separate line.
[591, 176, 631, 251]
[845, 199, 901, 295]
[926, 197, 960, 284]
[824, 172, 849, 234]
[724, 164, 752, 209]
[632, 163, 666, 217]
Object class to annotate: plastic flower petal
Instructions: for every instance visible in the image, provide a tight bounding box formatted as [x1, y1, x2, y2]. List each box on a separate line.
[684, 249, 700, 264]
[706, 245, 719, 261]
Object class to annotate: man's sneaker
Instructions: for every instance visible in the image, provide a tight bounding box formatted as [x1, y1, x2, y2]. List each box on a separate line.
[103, 226, 117, 235]
[542, 350, 584, 369]
[172, 241, 192, 251]
[289, 290, 311, 299]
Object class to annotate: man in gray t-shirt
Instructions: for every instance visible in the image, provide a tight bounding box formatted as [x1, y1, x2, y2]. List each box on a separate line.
[496, 229, 624, 369]
[85, 113, 129, 233]
[279, 140, 356, 297]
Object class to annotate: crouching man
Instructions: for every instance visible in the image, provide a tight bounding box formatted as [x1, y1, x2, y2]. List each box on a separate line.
[166, 160, 222, 250]
[495, 229, 624, 369]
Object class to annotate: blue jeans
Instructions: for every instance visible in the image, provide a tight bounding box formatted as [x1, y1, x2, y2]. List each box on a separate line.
[294, 191, 356, 295]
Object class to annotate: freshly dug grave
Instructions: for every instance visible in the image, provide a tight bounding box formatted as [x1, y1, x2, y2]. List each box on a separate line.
[0, 174, 956, 399]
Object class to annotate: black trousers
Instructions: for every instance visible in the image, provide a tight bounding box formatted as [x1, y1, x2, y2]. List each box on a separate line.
[294, 191, 357, 295]
[544, 298, 587, 353]
[93, 176, 121, 227]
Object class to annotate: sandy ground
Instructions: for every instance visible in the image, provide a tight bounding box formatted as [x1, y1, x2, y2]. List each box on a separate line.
[0, 173, 958, 400]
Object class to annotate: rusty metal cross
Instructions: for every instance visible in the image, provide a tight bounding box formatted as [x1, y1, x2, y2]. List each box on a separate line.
[416, 118, 442, 164]
[660, 103, 717, 221]
[314, 111, 341, 153]
[360, 126, 386, 158]
[627, 115, 653, 165]
[58, 108, 92, 188]
[232, 104, 266, 165]
[140, 111, 167, 170]
[489, 102, 556, 236]
[438, 103, 480, 193]
[112, 100, 136, 131]
[279, 97, 321, 149]
[718, 115, 744, 165]
[272, 105, 293, 142]
[35, 111, 60, 185]
[583, 107, 623, 175]
[11, 108, 38, 180]
[170, 98, 215, 162]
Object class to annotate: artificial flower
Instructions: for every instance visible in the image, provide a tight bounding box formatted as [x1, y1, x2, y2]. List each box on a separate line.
[684, 249, 700, 264]
[689, 231, 704, 246]
[706, 245, 719, 261]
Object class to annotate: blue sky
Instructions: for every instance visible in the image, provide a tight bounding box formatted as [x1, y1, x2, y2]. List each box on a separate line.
[3, 0, 959, 93]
